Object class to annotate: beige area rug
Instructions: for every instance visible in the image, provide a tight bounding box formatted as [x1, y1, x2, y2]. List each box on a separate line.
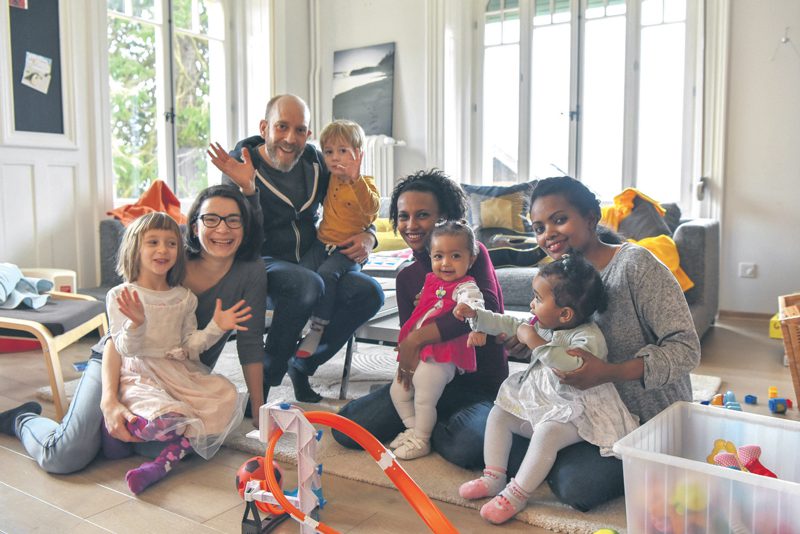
[39, 344, 722, 533]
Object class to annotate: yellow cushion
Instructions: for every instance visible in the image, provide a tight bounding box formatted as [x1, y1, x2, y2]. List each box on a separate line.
[631, 235, 694, 292]
[374, 231, 407, 252]
[375, 217, 393, 233]
[479, 195, 527, 231]
[461, 181, 537, 235]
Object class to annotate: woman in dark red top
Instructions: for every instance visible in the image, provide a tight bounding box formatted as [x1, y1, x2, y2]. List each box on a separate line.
[333, 170, 508, 467]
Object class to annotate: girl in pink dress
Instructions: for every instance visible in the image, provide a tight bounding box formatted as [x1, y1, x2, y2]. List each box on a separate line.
[105, 212, 251, 493]
[389, 221, 485, 460]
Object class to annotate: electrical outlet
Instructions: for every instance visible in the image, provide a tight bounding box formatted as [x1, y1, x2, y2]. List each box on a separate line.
[739, 262, 757, 278]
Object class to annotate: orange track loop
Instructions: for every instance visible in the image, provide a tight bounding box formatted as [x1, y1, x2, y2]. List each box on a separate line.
[262, 410, 458, 534]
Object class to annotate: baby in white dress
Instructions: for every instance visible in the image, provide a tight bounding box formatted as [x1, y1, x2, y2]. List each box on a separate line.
[454, 253, 638, 524]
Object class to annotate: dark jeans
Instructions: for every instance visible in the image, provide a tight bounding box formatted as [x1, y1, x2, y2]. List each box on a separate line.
[300, 241, 360, 322]
[333, 382, 494, 468]
[334, 382, 624, 512]
[263, 256, 383, 386]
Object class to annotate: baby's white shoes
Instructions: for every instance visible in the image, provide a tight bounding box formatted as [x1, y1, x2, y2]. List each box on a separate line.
[392, 429, 431, 460]
[388, 428, 414, 449]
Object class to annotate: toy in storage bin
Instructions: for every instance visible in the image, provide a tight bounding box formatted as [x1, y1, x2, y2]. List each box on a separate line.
[613, 402, 800, 533]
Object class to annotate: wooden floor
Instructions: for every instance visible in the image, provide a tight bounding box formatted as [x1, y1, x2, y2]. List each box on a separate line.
[0, 315, 794, 533]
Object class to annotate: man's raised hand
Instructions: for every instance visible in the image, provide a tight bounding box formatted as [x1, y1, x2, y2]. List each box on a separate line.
[208, 142, 256, 195]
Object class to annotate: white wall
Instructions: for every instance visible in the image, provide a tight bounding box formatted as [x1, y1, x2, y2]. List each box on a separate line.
[0, 1, 107, 288]
[319, 0, 428, 179]
[273, 0, 429, 181]
[721, 0, 800, 314]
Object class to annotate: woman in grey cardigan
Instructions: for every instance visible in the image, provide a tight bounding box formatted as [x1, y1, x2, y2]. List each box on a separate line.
[0, 185, 266, 475]
[495, 176, 700, 511]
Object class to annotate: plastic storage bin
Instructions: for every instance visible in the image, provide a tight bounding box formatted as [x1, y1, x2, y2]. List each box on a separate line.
[613, 402, 800, 533]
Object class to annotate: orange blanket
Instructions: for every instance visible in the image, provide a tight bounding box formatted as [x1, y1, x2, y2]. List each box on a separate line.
[107, 180, 187, 226]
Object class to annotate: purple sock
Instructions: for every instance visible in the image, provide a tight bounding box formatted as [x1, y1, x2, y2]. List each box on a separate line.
[100, 423, 133, 460]
[125, 436, 192, 494]
[127, 412, 182, 442]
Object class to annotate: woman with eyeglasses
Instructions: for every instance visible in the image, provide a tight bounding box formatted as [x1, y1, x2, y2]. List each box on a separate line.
[0, 185, 267, 476]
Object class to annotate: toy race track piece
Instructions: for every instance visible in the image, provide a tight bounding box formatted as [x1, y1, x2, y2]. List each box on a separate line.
[744, 394, 757, 405]
[247, 402, 458, 534]
[236, 457, 283, 499]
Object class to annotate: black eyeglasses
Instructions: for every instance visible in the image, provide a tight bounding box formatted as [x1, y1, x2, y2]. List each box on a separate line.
[197, 213, 243, 229]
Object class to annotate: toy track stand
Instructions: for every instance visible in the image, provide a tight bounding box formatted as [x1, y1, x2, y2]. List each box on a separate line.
[243, 401, 458, 533]
[251, 402, 323, 534]
[241, 499, 292, 534]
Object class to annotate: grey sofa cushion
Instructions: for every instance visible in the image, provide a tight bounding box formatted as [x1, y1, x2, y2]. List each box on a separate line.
[0, 298, 105, 336]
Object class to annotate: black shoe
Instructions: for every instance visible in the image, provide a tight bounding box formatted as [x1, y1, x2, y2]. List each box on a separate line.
[0, 401, 42, 436]
[287, 367, 322, 403]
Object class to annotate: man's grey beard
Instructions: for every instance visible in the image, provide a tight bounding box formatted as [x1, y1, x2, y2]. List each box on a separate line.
[266, 141, 303, 172]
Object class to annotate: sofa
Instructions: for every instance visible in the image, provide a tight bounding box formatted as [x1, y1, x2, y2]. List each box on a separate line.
[374, 192, 719, 340]
[87, 201, 719, 340]
[494, 216, 720, 339]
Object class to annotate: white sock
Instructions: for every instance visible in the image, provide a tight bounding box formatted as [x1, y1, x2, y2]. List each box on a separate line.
[296, 317, 328, 357]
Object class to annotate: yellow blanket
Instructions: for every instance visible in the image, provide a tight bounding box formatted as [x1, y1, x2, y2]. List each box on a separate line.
[601, 188, 694, 292]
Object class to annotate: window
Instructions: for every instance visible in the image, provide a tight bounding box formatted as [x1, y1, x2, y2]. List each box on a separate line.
[107, 0, 228, 203]
[476, 0, 701, 206]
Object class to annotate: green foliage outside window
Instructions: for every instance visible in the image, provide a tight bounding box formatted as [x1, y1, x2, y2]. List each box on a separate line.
[108, 0, 215, 200]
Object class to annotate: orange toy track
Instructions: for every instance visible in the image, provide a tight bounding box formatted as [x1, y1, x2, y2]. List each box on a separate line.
[261, 410, 458, 534]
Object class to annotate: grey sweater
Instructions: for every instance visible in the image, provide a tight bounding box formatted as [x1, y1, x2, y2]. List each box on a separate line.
[194, 258, 267, 369]
[599, 243, 700, 422]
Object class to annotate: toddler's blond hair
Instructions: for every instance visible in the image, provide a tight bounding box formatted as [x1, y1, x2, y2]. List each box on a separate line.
[319, 119, 365, 152]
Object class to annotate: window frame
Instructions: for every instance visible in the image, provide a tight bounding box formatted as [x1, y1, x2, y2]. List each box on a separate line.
[471, 0, 703, 210]
[105, 0, 235, 207]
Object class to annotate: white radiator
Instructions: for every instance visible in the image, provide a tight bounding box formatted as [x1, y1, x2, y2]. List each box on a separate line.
[361, 135, 405, 196]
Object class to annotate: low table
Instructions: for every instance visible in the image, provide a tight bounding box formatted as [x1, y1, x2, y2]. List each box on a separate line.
[339, 277, 400, 398]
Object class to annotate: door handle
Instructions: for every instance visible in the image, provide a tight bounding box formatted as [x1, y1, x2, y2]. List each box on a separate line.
[695, 176, 708, 201]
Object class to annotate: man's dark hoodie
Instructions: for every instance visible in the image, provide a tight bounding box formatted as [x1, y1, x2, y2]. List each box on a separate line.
[223, 136, 329, 262]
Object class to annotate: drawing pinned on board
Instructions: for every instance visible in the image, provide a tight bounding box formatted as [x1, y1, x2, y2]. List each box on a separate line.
[21, 51, 53, 94]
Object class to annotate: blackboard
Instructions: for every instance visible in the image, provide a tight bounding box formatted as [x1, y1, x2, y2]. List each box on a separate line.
[9, 0, 64, 134]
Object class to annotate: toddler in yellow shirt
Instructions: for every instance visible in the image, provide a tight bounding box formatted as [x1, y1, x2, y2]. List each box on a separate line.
[296, 120, 381, 357]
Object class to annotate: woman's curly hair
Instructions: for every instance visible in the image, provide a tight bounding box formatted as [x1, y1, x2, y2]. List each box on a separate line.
[389, 169, 467, 231]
